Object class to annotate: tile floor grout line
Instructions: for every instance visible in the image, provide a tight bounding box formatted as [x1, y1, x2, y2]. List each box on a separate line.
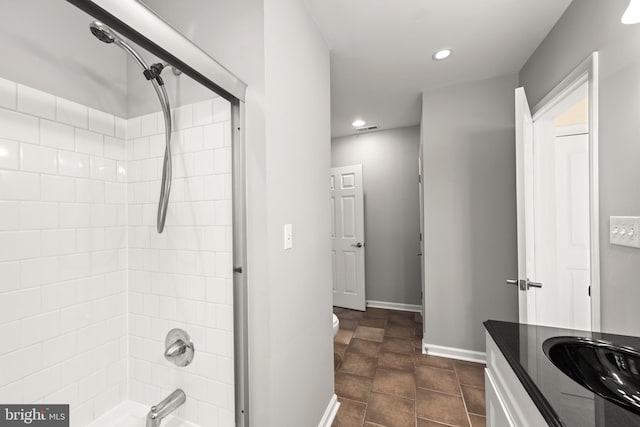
[367, 389, 416, 401]
[414, 348, 418, 427]
[361, 316, 373, 426]
[461, 383, 484, 390]
[452, 361, 474, 427]
[415, 385, 463, 398]
[417, 415, 461, 427]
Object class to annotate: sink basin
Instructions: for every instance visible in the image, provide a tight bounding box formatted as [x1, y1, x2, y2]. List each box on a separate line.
[543, 336, 640, 416]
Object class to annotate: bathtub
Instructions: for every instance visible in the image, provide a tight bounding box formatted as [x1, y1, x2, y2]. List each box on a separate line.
[87, 401, 199, 427]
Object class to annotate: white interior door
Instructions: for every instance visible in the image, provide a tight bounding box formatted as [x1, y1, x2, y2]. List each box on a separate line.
[514, 87, 536, 324]
[532, 127, 591, 330]
[555, 134, 590, 329]
[331, 165, 366, 310]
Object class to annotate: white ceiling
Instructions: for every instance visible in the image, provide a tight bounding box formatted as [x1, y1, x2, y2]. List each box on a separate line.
[304, 0, 572, 137]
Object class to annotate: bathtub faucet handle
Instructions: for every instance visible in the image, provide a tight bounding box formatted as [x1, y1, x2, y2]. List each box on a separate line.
[164, 339, 187, 358]
[164, 328, 195, 367]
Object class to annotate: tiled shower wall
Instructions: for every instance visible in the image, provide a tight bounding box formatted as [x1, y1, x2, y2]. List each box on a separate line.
[126, 97, 235, 426]
[0, 77, 128, 426]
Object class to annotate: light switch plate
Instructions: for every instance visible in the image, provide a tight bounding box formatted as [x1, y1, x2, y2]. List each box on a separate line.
[284, 224, 293, 250]
[610, 216, 640, 248]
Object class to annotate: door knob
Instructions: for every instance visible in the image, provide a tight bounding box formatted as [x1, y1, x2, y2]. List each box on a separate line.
[506, 279, 542, 290]
[506, 279, 525, 291]
[527, 279, 542, 288]
[350, 242, 364, 248]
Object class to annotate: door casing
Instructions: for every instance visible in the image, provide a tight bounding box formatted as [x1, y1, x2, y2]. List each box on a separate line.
[517, 52, 600, 332]
[531, 52, 600, 332]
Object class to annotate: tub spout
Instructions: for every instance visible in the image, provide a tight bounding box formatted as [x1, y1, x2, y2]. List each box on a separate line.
[146, 389, 186, 427]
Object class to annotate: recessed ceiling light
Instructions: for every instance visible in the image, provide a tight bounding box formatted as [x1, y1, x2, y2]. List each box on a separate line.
[352, 119, 366, 127]
[432, 49, 453, 61]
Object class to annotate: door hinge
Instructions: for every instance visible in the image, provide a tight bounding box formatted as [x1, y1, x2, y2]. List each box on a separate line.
[419, 233, 422, 241]
[418, 174, 422, 183]
[588, 285, 591, 297]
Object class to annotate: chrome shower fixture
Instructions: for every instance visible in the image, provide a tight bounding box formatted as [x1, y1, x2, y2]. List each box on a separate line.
[164, 328, 195, 367]
[90, 21, 174, 233]
[146, 389, 186, 427]
[89, 21, 118, 44]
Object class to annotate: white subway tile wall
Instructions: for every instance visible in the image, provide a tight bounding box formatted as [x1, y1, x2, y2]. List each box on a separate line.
[0, 76, 234, 427]
[126, 98, 234, 427]
[0, 77, 127, 427]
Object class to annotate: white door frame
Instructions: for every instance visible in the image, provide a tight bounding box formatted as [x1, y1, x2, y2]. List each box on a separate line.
[530, 52, 601, 332]
[418, 133, 425, 319]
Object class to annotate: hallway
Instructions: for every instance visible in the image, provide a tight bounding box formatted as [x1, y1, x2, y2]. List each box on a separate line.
[332, 307, 486, 427]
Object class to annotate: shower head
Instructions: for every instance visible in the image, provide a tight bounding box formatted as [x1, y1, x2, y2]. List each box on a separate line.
[88, 21, 148, 77]
[89, 21, 118, 44]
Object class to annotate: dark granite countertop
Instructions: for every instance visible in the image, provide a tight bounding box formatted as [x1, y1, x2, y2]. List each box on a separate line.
[484, 320, 640, 427]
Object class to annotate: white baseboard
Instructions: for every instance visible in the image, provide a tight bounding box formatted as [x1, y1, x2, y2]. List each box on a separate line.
[366, 300, 422, 313]
[423, 339, 486, 364]
[318, 393, 340, 427]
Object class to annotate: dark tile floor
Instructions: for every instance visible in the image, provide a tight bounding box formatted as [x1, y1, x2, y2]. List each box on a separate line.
[332, 307, 486, 427]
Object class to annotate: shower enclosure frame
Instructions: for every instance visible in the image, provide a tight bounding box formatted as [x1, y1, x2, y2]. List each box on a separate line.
[64, 1, 250, 425]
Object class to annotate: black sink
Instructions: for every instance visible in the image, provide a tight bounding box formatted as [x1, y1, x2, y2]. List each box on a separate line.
[543, 336, 640, 416]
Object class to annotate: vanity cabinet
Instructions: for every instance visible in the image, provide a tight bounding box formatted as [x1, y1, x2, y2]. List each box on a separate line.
[484, 320, 640, 426]
[485, 331, 547, 427]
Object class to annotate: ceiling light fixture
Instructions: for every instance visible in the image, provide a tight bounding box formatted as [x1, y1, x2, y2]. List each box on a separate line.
[622, 0, 640, 24]
[432, 48, 453, 61]
[352, 119, 366, 127]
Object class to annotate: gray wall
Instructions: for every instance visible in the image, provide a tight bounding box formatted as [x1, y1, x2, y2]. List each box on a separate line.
[520, 0, 640, 336]
[421, 74, 519, 353]
[0, 0, 127, 116]
[143, 0, 334, 425]
[264, 0, 334, 422]
[332, 126, 422, 306]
